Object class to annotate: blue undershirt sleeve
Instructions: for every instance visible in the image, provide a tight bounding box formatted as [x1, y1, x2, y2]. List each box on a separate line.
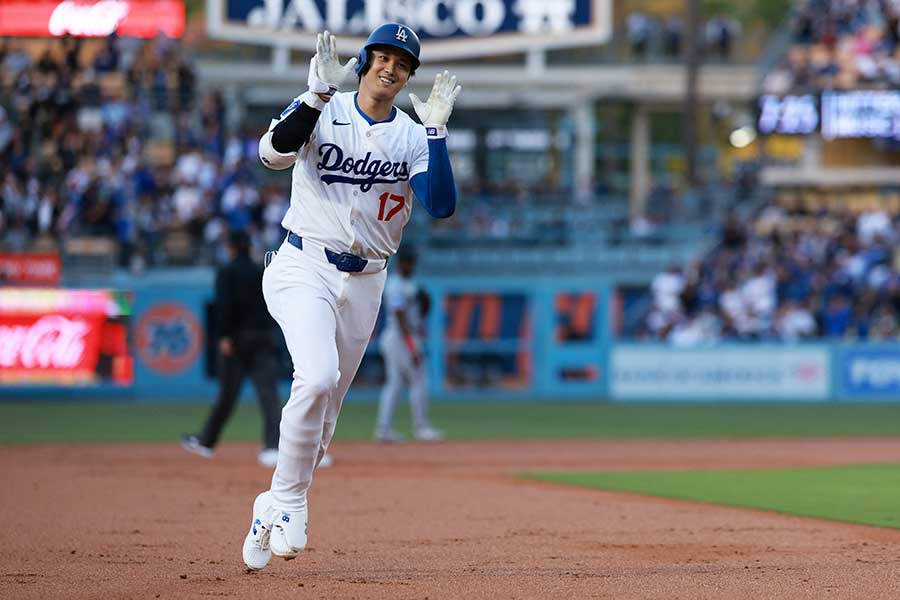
[411, 139, 456, 219]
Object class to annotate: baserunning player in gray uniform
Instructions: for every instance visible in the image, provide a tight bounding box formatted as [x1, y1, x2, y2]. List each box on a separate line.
[242, 24, 461, 570]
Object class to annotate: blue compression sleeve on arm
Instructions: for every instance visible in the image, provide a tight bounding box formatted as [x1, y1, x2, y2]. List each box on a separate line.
[411, 139, 456, 219]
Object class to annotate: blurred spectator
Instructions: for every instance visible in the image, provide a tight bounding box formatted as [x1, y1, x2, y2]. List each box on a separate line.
[665, 16, 683, 57]
[869, 303, 900, 339]
[627, 13, 653, 58]
[705, 16, 741, 60]
[822, 295, 853, 337]
[2, 41, 31, 78]
[775, 299, 817, 341]
[651, 265, 685, 312]
[220, 172, 259, 232]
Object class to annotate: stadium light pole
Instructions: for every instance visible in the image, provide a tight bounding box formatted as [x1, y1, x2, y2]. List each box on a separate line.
[684, 0, 700, 189]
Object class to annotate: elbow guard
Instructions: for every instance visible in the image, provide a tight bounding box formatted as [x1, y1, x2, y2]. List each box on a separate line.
[258, 129, 298, 170]
[258, 91, 325, 170]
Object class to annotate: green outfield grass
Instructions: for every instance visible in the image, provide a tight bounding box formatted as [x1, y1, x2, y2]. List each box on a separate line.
[529, 464, 900, 529]
[3, 401, 900, 444]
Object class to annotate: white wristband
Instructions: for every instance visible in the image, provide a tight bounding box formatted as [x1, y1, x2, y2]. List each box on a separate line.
[300, 91, 327, 112]
[424, 124, 448, 140]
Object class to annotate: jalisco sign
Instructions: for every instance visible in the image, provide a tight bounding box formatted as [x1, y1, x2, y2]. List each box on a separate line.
[207, 0, 612, 60]
[0, 0, 185, 38]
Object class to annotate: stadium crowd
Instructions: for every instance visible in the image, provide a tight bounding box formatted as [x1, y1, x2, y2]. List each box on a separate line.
[0, 35, 592, 268]
[0, 35, 273, 268]
[765, 0, 900, 93]
[643, 192, 900, 342]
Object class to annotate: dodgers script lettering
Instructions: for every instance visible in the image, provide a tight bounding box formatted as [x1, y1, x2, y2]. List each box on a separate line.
[316, 143, 410, 192]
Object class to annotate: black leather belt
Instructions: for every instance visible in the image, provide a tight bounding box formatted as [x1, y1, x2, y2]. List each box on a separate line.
[287, 232, 369, 273]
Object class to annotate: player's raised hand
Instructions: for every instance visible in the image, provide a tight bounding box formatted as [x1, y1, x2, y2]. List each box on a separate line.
[308, 30, 358, 99]
[409, 70, 462, 130]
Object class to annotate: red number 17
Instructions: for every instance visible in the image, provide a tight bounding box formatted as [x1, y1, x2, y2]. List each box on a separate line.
[377, 192, 405, 222]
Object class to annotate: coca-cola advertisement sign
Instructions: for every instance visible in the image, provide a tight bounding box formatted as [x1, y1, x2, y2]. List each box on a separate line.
[0, 315, 102, 374]
[0, 0, 185, 39]
[0, 288, 133, 385]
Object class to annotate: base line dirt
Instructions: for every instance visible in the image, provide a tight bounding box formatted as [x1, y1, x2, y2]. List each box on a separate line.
[3, 439, 900, 599]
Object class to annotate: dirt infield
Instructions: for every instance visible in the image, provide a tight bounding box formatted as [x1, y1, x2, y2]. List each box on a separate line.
[3, 439, 900, 599]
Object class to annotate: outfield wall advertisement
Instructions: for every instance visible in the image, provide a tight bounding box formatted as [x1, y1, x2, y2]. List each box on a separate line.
[0, 253, 61, 285]
[611, 346, 831, 401]
[0, 1, 186, 39]
[838, 348, 900, 399]
[0, 288, 133, 386]
[9, 270, 900, 402]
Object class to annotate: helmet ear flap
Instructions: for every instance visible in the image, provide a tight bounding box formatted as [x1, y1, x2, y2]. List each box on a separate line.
[355, 48, 367, 76]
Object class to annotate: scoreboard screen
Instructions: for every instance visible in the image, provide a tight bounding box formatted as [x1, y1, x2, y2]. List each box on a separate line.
[759, 91, 900, 140]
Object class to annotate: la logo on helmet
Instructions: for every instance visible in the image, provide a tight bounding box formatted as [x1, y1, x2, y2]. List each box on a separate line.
[395, 25, 408, 42]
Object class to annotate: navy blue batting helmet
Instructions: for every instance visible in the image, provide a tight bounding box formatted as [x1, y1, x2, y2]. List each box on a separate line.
[355, 23, 421, 76]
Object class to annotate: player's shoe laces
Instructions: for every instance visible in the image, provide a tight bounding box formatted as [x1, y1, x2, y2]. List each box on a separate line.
[242, 491, 274, 570]
[270, 506, 308, 560]
[414, 427, 445, 442]
[180, 434, 214, 459]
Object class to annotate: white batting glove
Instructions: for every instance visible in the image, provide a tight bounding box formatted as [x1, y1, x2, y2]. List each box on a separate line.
[409, 70, 462, 139]
[307, 30, 358, 99]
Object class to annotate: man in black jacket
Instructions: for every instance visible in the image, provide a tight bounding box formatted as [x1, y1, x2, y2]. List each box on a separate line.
[181, 231, 282, 467]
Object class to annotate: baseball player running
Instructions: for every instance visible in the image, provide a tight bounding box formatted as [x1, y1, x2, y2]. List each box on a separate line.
[242, 24, 461, 571]
[375, 247, 444, 442]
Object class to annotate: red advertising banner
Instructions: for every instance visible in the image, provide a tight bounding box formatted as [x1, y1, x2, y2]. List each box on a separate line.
[0, 253, 61, 285]
[0, 314, 105, 381]
[0, 288, 133, 385]
[0, 0, 185, 39]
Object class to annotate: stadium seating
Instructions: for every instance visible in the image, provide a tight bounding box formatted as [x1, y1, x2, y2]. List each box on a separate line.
[639, 187, 900, 341]
[765, 0, 900, 92]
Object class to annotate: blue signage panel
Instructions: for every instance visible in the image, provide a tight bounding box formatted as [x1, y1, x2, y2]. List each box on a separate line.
[839, 347, 900, 398]
[225, 0, 598, 39]
[131, 283, 218, 400]
[759, 91, 900, 141]
[213, 0, 612, 60]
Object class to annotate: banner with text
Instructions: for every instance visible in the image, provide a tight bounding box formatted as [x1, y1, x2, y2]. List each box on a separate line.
[0, 288, 133, 385]
[0, 1, 185, 38]
[0, 253, 61, 285]
[759, 91, 900, 140]
[611, 345, 830, 401]
[209, 0, 612, 60]
[838, 346, 900, 398]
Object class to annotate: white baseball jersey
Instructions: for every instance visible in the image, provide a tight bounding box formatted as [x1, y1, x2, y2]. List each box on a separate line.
[382, 273, 424, 339]
[266, 91, 429, 260]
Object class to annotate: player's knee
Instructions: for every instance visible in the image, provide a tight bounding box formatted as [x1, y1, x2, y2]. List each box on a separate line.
[296, 369, 339, 399]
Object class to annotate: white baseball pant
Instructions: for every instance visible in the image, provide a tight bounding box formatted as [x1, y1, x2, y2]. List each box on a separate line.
[262, 237, 385, 512]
